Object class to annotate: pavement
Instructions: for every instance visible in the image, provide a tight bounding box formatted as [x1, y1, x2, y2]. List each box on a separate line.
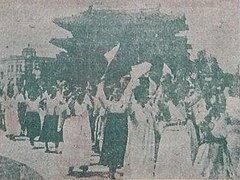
[1, 126, 239, 180]
[0, 130, 123, 180]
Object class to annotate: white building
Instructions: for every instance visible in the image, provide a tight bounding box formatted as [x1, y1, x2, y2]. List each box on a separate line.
[0, 44, 55, 89]
[0, 55, 25, 88]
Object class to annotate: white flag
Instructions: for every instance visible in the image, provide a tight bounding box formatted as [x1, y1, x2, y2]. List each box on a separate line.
[104, 43, 120, 65]
[162, 63, 174, 78]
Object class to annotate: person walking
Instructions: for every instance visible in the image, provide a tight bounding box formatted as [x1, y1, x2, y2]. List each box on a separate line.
[4, 84, 20, 141]
[99, 87, 129, 179]
[194, 111, 236, 179]
[123, 76, 157, 179]
[16, 91, 27, 136]
[60, 92, 92, 176]
[39, 88, 61, 153]
[25, 92, 41, 148]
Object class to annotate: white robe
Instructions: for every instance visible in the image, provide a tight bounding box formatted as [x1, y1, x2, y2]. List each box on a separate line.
[226, 96, 240, 120]
[155, 101, 194, 179]
[4, 97, 20, 135]
[192, 98, 207, 125]
[194, 116, 236, 179]
[60, 97, 92, 167]
[124, 102, 155, 179]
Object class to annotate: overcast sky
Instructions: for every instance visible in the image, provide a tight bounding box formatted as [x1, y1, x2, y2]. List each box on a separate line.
[0, 0, 239, 73]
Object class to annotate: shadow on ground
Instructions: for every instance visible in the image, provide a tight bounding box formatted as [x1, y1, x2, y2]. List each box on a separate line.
[68, 171, 109, 178]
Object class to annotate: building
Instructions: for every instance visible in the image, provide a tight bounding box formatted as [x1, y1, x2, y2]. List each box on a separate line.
[0, 55, 25, 88]
[0, 44, 55, 88]
[50, 6, 191, 87]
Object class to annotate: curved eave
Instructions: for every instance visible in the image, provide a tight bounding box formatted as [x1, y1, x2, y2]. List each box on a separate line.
[49, 38, 76, 50]
[53, 8, 186, 32]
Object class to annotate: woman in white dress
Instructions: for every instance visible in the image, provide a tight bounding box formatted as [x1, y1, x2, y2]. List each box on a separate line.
[155, 97, 194, 179]
[4, 94, 20, 140]
[123, 76, 157, 179]
[194, 111, 236, 179]
[225, 88, 240, 176]
[4, 83, 20, 140]
[60, 93, 92, 176]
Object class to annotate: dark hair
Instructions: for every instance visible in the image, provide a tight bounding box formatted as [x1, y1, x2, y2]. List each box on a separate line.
[133, 77, 150, 102]
[7, 83, 14, 98]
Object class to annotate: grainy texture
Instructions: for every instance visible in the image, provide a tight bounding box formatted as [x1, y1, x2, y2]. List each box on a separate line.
[0, 1, 239, 180]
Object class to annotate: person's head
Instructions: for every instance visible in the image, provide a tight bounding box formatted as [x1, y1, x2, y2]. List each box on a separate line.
[76, 93, 85, 105]
[134, 76, 150, 105]
[28, 92, 37, 101]
[112, 88, 123, 101]
[48, 86, 57, 99]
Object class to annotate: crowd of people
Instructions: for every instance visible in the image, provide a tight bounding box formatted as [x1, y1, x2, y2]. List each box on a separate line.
[0, 61, 240, 179]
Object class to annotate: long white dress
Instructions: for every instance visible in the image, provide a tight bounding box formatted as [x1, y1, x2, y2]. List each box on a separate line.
[227, 124, 240, 177]
[225, 95, 240, 176]
[124, 101, 156, 179]
[194, 115, 236, 179]
[60, 95, 92, 167]
[4, 97, 20, 135]
[155, 101, 194, 179]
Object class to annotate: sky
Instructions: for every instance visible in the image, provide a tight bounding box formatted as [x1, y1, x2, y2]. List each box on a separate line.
[0, 0, 239, 73]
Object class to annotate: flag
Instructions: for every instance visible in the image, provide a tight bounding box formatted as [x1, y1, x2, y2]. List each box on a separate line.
[130, 62, 152, 80]
[162, 63, 174, 78]
[104, 43, 120, 65]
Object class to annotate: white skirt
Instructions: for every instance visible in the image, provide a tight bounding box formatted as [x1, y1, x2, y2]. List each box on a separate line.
[155, 125, 194, 179]
[59, 116, 92, 167]
[5, 107, 20, 135]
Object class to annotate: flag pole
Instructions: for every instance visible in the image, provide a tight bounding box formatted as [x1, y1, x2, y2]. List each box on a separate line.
[101, 63, 111, 80]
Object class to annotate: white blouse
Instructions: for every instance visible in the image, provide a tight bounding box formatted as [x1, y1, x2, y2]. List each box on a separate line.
[46, 97, 59, 115]
[26, 98, 40, 112]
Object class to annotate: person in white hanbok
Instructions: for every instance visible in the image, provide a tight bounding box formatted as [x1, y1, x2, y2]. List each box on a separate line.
[4, 94, 20, 140]
[155, 97, 194, 179]
[3, 83, 20, 140]
[60, 93, 92, 176]
[224, 87, 240, 176]
[194, 111, 236, 179]
[123, 76, 157, 179]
